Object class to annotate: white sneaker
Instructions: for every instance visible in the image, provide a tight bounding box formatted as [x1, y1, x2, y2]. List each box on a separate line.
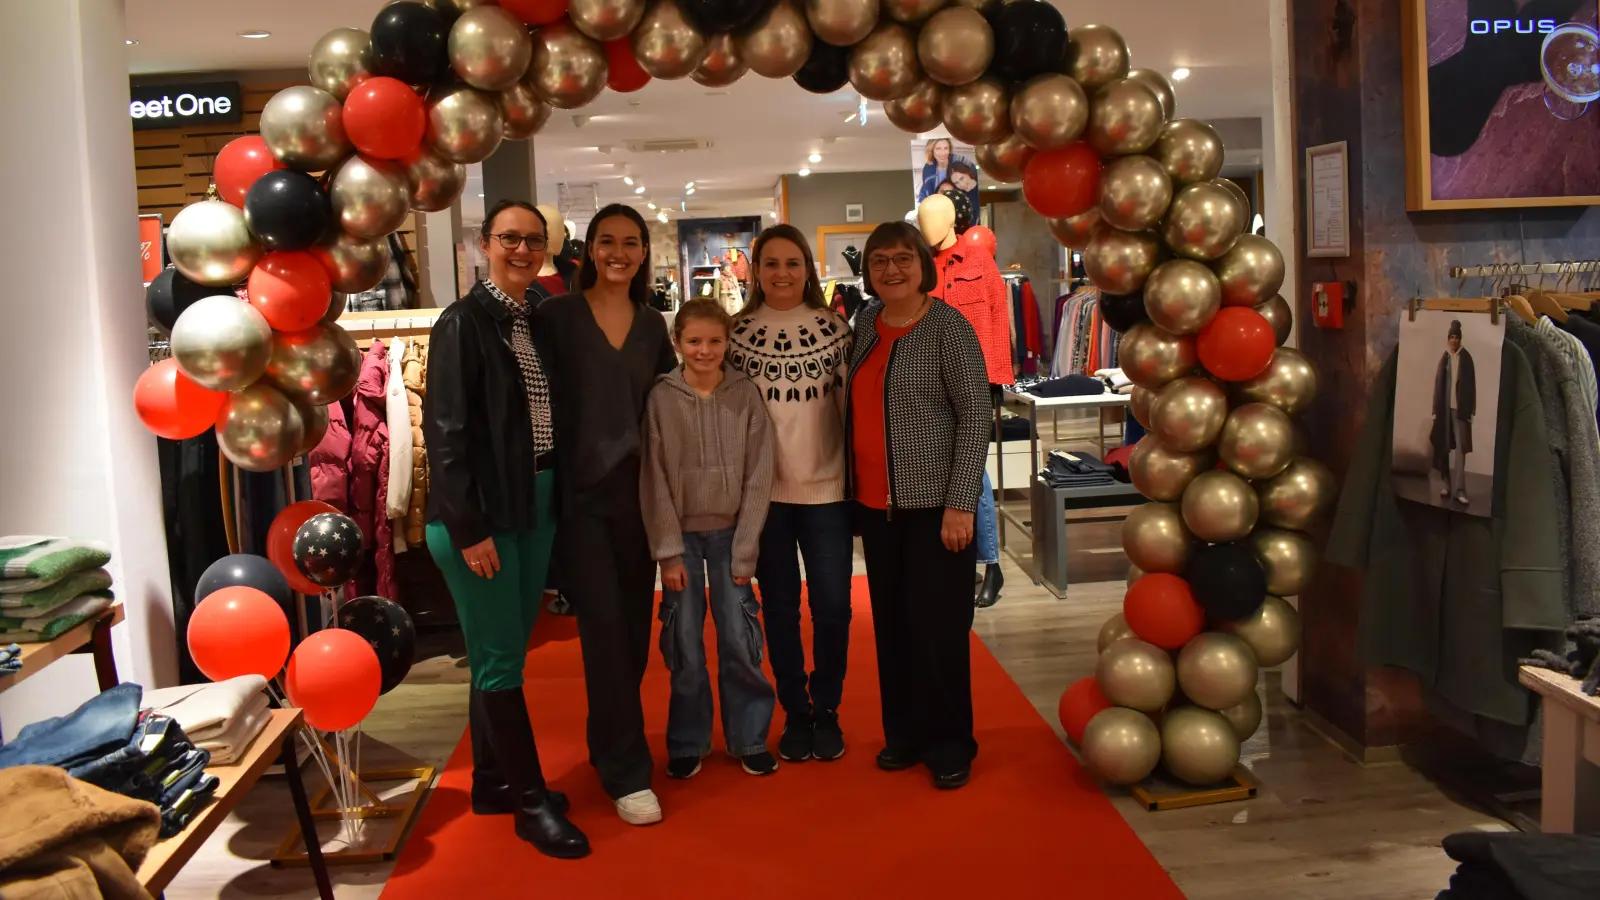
[615, 789, 662, 826]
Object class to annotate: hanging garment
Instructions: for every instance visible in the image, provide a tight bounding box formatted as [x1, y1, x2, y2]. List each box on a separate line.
[930, 246, 1013, 386]
[309, 396, 352, 512]
[158, 431, 230, 685]
[1020, 278, 1042, 374]
[402, 340, 429, 548]
[348, 341, 396, 600]
[386, 338, 414, 554]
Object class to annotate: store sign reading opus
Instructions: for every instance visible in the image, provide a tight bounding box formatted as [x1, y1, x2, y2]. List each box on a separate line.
[128, 81, 242, 130]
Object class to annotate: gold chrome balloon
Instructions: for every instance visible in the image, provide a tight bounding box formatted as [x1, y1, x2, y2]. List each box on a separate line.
[1081, 707, 1162, 785]
[942, 77, 1010, 144]
[884, 0, 946, 23]
[216, 382, 306, 473]
[1126, 67, 1176, 120]
[425, 84, 504, 164]
[1047, 206, 1103, 250]
[1151, 118, 1223, 185]
[1131, 434, 1215, 502]
[1254, 294, 1293, 346]
[402, 149, 467, 212]
[1163, 181, 1247, 261]
[294, 399, 330, 458]
[1161, 706, 1240, 785]
[1235, 347, 1318, 415]
[633, 0, 708, 79]
[309, 28, 372, 101]
[884, 78, 944, 133]
[1086, 78, 1164, 157]
[449, 5, 532, 91]
[849, 22, 921, 102]
[1215, 235, 1286, 307]
[917, 6, 991, 86]
[260, 86, 351, 172]
[1249, 527, 1317, 597]
[1220, 689, 1263, 741]
[1096, 638, 1176, 712]
[1097, 155, 1173, 232]
[1218, 594, 1301, 667]
[330, 156, 411, 240]
[805, 0, 879, 46]
[264, 323, 362, 405]
[1120, 323, 1197, 391]
[1121, 501, 1192, 574]
[1182, 470, 1259, 543]
[1083, 227, 1163, 295]
[1068, 24, 1129, 91]
[1098, 613, 1136, 653]
[1143, 259, 1221, 335]
[1010, 74, 1088, 150]
[171, 295, 274, 392]
[167, 201, 262, 287]
[739, 0, 812, 79]
[1219, 403, 1296, 480]
[311, 231, 389, 294]
[1126, 563, 1145, 586]
[1213, 177, 1252, 214]
[975, 131, 1034, 182]
[499, 78, 553, 141]
[1151, 375, 1227, 451]
[1129, 384, 1154, 427]
[531, 20, 608, 108]
[570, 0, 647, 42]
[1176, 633, 1259, 711]
[1257, 457, 1337, 531]
[693, 32, 748, 86]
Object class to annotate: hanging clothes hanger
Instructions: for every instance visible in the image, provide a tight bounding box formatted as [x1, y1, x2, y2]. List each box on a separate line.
[1505, 293, 1538, 324]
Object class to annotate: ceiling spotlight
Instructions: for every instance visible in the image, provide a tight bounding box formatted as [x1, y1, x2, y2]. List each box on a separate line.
[1171, 67, 1191, 82]
[125, 39, 138, 46]
[623, 176, 634, 185]
[768, 211, 778, 219]
[685, 181, 695, 190]
[808, 152, 822, 164]
[797, 168, 811, 177]
[843, 113, 857, 123]
[647, 202, 658, 210]
[477, 193, 485, 198]
[237, 30, 272, 39]
[686, 187, 695, 195]
[634, 186, 646, 194]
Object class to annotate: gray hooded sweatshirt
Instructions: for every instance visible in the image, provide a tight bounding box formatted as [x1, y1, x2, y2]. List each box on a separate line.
[641, 366, 775, 578]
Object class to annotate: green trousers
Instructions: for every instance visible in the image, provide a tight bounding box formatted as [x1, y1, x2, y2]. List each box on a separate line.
[426, 470, 556, 691]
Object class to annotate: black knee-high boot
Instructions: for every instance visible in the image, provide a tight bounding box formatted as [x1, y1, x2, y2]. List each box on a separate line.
[469, 688, 568, 816]
[477, 689, 590, 858]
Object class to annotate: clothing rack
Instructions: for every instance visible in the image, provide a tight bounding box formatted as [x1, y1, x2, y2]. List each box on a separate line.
[1407, 296, 1507, 323]
[1450, 262, 1600, 280]
[336, 309, 443, 348]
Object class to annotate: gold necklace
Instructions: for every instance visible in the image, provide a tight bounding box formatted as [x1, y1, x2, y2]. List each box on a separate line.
[883, 295, 929, 328]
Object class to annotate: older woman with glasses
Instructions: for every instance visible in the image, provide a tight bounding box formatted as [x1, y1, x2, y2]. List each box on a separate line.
[846, 221, 990, 789]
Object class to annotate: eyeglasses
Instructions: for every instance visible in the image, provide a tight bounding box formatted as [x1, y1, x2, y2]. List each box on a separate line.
[868, 253, 918, 273]
[491, 233, 548, 251]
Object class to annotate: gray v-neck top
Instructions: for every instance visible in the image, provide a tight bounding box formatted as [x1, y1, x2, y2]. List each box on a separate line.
[534, 292, 678, 509]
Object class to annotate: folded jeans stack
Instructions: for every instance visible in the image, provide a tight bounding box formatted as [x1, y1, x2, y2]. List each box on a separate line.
[143, 675, 273, 765]
[0, 643, 19, 674]
[1040, 450, 1116, 489]
[0, 536, 117, 642]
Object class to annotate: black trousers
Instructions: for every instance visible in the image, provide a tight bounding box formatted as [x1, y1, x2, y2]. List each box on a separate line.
[560, 462, 657, 799]
[856, 503, 979, 776]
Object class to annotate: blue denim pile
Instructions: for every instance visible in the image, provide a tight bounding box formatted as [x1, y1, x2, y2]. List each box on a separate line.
[1039, 450, 1117, 489]
[0, 682, 218, 838]
[0, 643, 19, 674]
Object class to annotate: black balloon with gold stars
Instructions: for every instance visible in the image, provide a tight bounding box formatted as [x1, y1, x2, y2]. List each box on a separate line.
[291, 512, 363, 589]
[340, 596, 416, 694]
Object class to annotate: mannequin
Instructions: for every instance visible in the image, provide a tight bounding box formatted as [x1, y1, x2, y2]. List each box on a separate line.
[534, 204, 576, 295]
[918, 193, 1012, 609]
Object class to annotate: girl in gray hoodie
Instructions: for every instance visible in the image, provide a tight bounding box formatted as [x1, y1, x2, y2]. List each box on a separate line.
[641, 299, 778, 777]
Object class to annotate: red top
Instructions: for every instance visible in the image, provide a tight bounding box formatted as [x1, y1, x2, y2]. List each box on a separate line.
[931, 246, 1013, 386]
[850, 317, 917, 510]
[535, 273, 568, 296]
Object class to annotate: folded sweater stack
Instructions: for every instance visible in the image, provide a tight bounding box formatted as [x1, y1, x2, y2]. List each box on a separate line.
[0, 537, 115, 642]
[141, 676, 273, 765]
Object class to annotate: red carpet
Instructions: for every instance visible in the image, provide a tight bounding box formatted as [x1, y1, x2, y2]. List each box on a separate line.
[383, 578, 1180, 898]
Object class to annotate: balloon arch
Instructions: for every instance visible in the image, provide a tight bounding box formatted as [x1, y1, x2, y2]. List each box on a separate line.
[135, 0, 1329, 789]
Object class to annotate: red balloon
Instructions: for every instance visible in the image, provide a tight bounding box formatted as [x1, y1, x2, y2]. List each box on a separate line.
[188, 586, 291, 681]
[606, 38, 651, 93]
[962, 225, 997, 259]
[1023, 142, 1102, 219]
[500, 0, 569, 26]
[342, 77, 426, 160]
[1060, 676, 1114, 745]
[1197, 307, 1277, 382]
[286, 628, 382, 732]
[214, 136, 285, 208]
[1123, 573, 1205, 650]
[269, 500, 338, 595]
[248, 252, 334, 332]
[134, 359, 227, 440]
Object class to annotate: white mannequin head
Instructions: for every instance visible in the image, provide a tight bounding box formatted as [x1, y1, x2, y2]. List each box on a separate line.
[536, 204, 565, 275]
[917, 193, 958, 251]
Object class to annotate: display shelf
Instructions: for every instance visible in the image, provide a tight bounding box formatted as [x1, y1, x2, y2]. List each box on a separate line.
[1518, 665, 1600, 833]
[0, 601, 124, 694]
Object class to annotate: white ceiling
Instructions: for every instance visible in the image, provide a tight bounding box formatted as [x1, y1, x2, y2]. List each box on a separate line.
[125, 0, 1273, 218]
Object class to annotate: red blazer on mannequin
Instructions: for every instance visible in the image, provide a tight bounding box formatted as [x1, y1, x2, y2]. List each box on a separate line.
[930, 245, 1013, 386]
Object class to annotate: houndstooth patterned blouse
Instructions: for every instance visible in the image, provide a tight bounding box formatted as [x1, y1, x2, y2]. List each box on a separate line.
[483, 279, 555, 454]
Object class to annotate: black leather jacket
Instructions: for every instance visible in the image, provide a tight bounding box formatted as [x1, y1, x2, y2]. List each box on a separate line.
[422, 281, 555, 548]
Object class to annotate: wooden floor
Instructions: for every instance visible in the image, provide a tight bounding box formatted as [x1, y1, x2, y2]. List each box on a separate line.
[162, 417, 1508, 899]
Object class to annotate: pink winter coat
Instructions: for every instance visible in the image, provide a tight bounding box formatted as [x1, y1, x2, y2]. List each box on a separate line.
[309, 399, 352, 512]
[347, 341, 396, 599]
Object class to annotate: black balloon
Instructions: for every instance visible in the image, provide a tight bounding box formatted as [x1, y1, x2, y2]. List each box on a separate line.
[339, 596, 416, 694]
[146, 267, 213, 335]
[291, 512, 364, 589]
[244, 170, 333, 253]
[940, 188, 975, 233]
[679, 0, 778, 35]
[1099, 291, 1150, 333]
[989, 0, 1068, 84]
[370, 1, 448, 86]
[793, 39, 851, 94]
[196, 553, 293, 616]
[1185, 542, 1268, 622]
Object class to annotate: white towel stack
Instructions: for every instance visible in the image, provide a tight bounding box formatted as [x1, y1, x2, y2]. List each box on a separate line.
[142, 675, 273, 765]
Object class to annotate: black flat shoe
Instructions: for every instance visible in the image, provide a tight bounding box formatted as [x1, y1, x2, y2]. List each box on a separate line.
[515, 794, 591, 859]
[932, 767, 971, 790]
[975, 563, 1004, 609]
[474, 783, 568, 817]
[876, 747, 919, 771]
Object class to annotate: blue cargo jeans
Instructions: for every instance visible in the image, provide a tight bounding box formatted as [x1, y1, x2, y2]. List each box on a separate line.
[658, 527, 776, 759]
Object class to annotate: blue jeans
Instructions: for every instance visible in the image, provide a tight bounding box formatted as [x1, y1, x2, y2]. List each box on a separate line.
[976, 471, 999, 565]
[756, 501, 855, 715]
[658, 528, 776, 759]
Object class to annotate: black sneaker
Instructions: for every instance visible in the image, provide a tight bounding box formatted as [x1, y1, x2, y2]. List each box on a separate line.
[666, 757, 701, 779]
[777, 711, 813, 762]
[740, 751, 779, 775]
[812, 710, 845, 761]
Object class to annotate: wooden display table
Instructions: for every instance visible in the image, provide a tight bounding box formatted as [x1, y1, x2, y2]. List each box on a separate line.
[0, 602, 124, 693]
[1519, 665, 1600, 833]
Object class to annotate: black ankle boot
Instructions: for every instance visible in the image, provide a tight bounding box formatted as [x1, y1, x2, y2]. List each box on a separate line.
[470, 688, 567, 816]
[477, 689, 590, 859]
[975, 564, 1004, 609]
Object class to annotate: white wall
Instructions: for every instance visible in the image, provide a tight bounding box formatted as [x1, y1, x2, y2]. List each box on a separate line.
[0, 0, 176, 738]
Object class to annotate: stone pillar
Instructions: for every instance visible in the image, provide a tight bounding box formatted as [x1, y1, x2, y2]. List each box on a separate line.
[481, 138, 539, 211]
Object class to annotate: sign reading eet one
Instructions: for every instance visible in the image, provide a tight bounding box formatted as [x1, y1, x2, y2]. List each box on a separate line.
[129, 81, 242, 131]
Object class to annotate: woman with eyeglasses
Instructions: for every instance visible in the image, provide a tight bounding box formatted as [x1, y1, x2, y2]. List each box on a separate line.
[847, 220, 990, 790]
[535, 203, 678, 827]
[423, 200, 588, 858]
